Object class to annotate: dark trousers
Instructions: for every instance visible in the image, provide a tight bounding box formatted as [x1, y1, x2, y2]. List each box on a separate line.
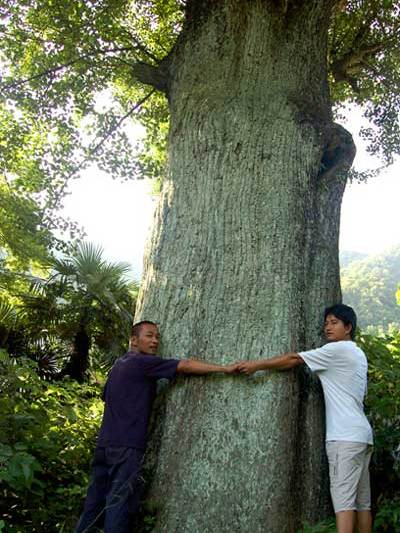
[75, 446, 144, 533]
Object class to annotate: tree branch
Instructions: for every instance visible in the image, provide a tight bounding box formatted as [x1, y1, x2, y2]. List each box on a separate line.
[330, 43, 385, 83]
[48, 89, 156, 210]
[88, 89, 155, 158]
[131, 61, 170, 94]
[1, 58, 82, 90]
[121, 29, 161, 63]
[330, 0, 397, 87]
[1, 46, 142, 91]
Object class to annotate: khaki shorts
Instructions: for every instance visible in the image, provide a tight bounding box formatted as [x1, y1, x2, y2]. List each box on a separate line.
[326, 441, 373, 513]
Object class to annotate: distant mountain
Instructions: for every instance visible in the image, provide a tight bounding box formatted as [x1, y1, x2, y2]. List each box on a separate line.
[340, 246, 400, 330]
[339, 251, 368, 269]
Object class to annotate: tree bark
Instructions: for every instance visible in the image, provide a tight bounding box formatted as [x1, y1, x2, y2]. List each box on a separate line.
[135, 1, 355, 531]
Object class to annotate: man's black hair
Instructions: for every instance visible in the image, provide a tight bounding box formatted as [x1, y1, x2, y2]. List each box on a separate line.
[130, 320, 157, 338]
[324, 304, 357, 340]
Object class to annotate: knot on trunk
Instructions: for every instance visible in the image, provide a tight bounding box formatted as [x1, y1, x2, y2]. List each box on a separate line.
[318, 123, 356, 180]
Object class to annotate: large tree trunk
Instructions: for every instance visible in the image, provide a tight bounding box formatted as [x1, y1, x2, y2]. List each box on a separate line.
[135, 1, 355, 531]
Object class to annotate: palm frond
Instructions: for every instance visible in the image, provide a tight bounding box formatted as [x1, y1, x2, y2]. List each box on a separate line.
[73, 242, 105, 274]
[0, 300, 18, 328]
[12, 240, 137, 380]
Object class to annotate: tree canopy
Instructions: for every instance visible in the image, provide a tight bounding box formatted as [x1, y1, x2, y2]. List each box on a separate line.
[0, 0, 399, 209]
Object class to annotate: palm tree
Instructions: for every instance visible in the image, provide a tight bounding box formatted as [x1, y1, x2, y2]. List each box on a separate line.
[23, 242, 137, 382]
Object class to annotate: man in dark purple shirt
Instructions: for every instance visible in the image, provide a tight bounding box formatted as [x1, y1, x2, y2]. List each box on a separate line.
[76, 320, 236, 533]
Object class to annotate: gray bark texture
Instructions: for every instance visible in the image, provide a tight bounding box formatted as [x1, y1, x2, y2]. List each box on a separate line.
[135, 1, 355, 531]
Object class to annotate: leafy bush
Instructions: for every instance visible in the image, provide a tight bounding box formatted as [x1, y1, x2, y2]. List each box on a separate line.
[2, 330, 400, 532]
[373, 495, 400, 532]
[359, 332, 400, 532]
[0, 351, 104, 532]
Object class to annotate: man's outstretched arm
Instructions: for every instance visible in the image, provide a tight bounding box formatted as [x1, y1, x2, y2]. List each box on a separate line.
[177, 359, 237, 375]
[236, 353, 304, 375]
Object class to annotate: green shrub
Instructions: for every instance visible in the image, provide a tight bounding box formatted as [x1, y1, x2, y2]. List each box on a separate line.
[0, 351, 104, 532]
[2, 330, 400, 532]
[373, 495, 400, 532]
[359, 331, 400, 533]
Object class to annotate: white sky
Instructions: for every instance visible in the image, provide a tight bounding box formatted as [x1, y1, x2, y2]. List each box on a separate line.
[339, 106, 400, 255]
[61, 107, 400, 280]
[61, 173, 156, 279]
[340, 167, 399, 254]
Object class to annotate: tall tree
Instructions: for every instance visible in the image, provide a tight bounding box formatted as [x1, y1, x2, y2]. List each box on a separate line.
[1, 1, 400, 530]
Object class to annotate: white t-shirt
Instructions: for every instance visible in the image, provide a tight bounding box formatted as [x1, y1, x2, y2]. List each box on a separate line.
[299, 341, 373, 444]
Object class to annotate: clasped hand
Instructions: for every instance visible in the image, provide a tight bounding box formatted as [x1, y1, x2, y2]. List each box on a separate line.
[223, 361, 259, 375]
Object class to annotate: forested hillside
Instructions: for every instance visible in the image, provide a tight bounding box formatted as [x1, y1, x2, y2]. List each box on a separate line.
[340, 246, 400, 330]
[339, 251, 368, 269]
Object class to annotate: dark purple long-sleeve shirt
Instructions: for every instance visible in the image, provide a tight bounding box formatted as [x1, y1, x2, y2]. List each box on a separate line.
[97, 351, 179, 450]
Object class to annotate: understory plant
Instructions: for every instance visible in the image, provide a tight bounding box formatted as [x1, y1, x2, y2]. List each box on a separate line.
[0, 351, 103, 532]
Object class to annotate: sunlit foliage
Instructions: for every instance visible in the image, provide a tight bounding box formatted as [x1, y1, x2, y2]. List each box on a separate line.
[1, 0, 399, 214]
[0, 351, 104, 532]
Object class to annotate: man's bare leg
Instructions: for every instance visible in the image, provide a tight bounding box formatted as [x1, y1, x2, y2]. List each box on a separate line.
[356, 510, 372, 533]
[336, 510, 355, 533]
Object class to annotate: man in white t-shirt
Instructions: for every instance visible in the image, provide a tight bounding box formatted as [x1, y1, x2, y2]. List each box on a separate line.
[235, 304, 373, 533]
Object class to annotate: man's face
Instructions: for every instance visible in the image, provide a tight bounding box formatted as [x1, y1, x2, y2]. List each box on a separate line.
[324, 313, 352, 342]
[131, 323, 160, 355]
